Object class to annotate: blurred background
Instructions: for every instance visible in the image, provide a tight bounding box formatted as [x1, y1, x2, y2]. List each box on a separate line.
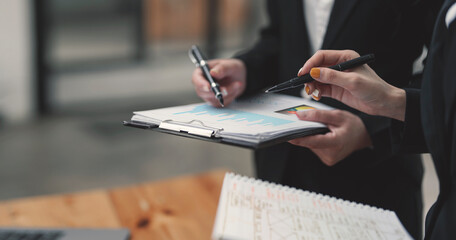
[0, 0, 438, 228]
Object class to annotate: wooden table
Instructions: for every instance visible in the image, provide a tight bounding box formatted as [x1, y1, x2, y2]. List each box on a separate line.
[0, 170, 226, 240]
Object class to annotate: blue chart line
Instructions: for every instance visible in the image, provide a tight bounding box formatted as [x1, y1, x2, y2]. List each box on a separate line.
[174, 105, 293, 127]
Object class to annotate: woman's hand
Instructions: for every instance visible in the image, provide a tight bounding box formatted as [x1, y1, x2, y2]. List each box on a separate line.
[289, 109, 372, 166]
[299, 50, 406, 121]
[192, 59, 246, 107]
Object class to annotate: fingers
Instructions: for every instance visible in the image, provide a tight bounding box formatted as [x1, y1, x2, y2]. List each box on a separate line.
[306, 82, 335, 100]
[289, 137, 340, 166]
[191, 69, 217, 106]
[197, 90, 227, 106]
[209, 60, 234, 80]
[191, 59, 246, 107]
[192, 67, 210, 88]
[299, 50, 360, 77]
[304, 83, 323, 101]
[206, 59, 221, 68]
[289, 133, 336, 149]
[296, 109, 348, 126]
[310, 67, 360, 92]
[192, 60, 225, 92]
[192, 68, 238, 107]
[222, 81, 243, 101]
[192, 62, 224, 106]
[299, 50, 360, 101]
[192, 68, 211, 94]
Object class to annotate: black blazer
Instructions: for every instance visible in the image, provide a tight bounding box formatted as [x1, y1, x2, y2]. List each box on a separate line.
[392, 0, 456, 238]
[236, 0, 441, 162]
[235, 0, 441, 239]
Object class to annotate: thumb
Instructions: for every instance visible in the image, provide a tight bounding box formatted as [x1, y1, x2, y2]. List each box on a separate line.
[296, 109, 343, 126]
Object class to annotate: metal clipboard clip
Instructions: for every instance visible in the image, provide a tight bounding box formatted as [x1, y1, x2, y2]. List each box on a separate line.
[159, 119, 223, 138]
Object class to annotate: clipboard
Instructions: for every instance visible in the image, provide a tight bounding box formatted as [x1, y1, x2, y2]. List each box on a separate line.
[123, 94, 332, 149]
[122, 119, 328, 149]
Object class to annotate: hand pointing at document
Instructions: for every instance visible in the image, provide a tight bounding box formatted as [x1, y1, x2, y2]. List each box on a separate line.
[300, 50, 407, 121]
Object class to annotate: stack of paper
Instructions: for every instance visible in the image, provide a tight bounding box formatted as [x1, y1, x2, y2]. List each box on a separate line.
[129, 94, 332, 148]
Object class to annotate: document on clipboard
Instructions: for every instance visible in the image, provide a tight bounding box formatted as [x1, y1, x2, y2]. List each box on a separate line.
[124, 93, 332, 149]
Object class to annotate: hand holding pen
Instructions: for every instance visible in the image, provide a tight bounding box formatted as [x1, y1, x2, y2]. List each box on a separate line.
[265, 53, 375, 99]
[190, 45, 247, 107]
[296, 50, 406, 120]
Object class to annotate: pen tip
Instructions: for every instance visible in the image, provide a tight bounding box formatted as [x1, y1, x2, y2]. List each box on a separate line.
[265, 90, 269, 93]
[217, 97, 224, 107]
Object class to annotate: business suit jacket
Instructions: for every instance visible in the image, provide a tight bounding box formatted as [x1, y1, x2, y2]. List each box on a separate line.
[392, 0, 456, 238]
[235, 0, 441, 238]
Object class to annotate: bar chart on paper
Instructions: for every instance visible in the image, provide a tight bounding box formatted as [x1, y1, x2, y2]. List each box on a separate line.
[174, 105, 294, 127]
[128, 94, 331, 148]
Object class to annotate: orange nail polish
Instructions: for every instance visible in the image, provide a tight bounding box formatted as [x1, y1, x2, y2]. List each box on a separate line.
[310, 68, 320, 79]
[305, 85, 310, 94]
[312, 95, 321, 101]
[312, 89, 321, 101]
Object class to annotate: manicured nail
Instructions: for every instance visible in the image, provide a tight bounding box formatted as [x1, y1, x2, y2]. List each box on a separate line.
[297, 67, 303, 76]
[202, 86, 210, 92]
[305, 84, 310, 94]
[312, 95, 321, 101]
[312, 89, 321, 101]
[222, 89, 228, 96]
[310, 68, 320, 79]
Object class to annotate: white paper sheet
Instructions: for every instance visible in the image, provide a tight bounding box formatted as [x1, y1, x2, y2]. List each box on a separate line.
[212, 173, 413, 240]
[133, 94, 332, 143]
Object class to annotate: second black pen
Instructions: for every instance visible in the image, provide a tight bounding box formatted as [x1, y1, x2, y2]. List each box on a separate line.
[265, 54, 375, 93]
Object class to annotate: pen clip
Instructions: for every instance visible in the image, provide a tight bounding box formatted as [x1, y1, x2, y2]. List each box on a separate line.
[188, 49, 200, 67]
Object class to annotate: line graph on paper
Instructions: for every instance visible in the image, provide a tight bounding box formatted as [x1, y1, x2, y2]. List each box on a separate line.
[173, 105, 293, 127]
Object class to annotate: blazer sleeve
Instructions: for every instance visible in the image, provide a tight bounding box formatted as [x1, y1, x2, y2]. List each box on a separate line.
[390, 88, 428, 153]
[234, 0, 280, 96]
[358, 0, 440, 163]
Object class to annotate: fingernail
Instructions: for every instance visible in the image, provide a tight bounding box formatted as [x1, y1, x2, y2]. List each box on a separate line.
[310, 68, 320, 79]
[305, 84, 310, 94]
[203, 86, 210, 92]
[312, 95, 321, 101]
[297, 67, 303, 76]
[210, 68, 219, 75]
[222, 89, 228, 96]
[312, 89, 321, 101]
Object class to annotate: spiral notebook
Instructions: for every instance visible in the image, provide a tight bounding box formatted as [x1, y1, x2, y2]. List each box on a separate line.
[212, 173, 412, 240]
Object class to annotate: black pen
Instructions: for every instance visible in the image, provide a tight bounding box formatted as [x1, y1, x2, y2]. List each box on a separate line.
[265, 54, 375, 93]
[189, 45, 224, 107]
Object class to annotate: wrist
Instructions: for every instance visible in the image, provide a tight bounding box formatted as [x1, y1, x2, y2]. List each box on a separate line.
[385, 87, 406, 121]
[234, 59, 247, 96]
[353, 114, 373, 150]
